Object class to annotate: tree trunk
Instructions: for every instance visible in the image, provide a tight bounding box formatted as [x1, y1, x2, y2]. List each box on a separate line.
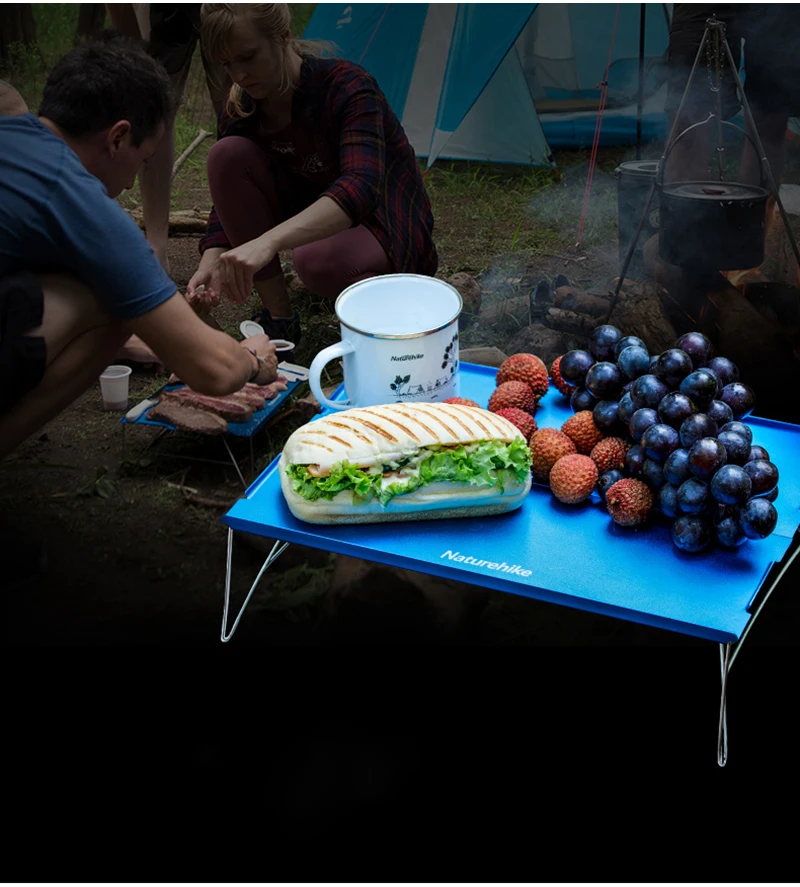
[76, 4, 107, 41]
[0, 4, 38, 68]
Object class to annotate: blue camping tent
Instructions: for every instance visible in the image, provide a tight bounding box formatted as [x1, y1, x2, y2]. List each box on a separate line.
[303, 3, 673, 168]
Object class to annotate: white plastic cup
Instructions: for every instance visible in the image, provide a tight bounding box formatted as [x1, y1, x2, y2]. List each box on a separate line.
[99, 365, 133, 411]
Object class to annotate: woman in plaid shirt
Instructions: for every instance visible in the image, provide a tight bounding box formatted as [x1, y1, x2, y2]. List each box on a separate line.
[187, 3, 439, 343]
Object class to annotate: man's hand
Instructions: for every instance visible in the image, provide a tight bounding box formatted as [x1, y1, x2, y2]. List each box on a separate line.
[218, 234, 277, 305]
[186, 280, 221, 314]
[187, 247, 225, 311]
[239, 333, 279, 384]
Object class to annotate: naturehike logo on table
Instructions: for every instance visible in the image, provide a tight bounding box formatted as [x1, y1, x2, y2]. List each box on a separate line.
[440, 550, 531, 578]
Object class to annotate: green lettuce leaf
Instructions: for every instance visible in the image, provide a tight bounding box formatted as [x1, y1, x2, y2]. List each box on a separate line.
[287, 438, 532, 505]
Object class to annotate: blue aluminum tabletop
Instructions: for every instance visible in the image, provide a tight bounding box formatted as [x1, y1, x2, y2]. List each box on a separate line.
[222, 362, 800, 644]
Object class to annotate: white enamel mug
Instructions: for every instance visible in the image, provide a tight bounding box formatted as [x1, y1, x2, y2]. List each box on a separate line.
[309, 274, 462, 411]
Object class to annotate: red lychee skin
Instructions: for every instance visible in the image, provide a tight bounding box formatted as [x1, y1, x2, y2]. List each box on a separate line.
[561, 411, 604, 455]
[493, 407, 537, 442]
[590, 437, 630, 473]
[529, 428, 577, 482]
[496, 353, 549, 399]
[605, 478, 654, 527]
[443, 397, 482, 408]
[550, 355, 574, 397]
[549, 454, 599, 504]
[488, 380, 537, 415]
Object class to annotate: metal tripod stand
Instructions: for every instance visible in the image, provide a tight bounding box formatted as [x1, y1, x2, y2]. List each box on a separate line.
[607, 17, 800, 319]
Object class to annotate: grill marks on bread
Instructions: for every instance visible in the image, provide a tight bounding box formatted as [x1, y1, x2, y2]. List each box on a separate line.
[328, 421, 373, 445]
[285, 403, 524, 472]
[347, 415, 400, 443]
[360, 409, 421, 443]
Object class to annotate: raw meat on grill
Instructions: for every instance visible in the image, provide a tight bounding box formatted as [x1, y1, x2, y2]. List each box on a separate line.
[151, 371, 290, 431]
[246, 378, 289, 400]
[160, 389, 253, 423]
[226, 389, 266, 411]
[149, 401, 229, 435]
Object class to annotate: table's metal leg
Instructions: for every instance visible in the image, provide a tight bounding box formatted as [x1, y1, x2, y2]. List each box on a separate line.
[717, 643, 731, 767]
[714, 542, 798, 767]
[221, 527, 290, 643]
[222, 437, 248, 490]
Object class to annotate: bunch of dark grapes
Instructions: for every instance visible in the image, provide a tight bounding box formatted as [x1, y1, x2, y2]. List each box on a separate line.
[554, 326, 780, 554]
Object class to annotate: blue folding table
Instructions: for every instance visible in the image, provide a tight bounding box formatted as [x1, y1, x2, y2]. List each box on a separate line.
[220, 362, 800, 765]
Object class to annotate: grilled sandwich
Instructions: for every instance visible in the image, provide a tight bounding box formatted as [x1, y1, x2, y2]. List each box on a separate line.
[279, 402, 532, 525]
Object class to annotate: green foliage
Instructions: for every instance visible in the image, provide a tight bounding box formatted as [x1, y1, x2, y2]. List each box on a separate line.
[33, 3, 82, 62]
[2, 5, 94, 107]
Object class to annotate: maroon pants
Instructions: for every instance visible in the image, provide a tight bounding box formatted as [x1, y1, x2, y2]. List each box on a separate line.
[206, 136, 392, 300]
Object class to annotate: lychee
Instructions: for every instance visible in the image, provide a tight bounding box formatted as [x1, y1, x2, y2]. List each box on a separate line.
[561, 411, 604, 455]
[497, 353, 549, 399]
[493, 407, 537, 442]
[590, 437, 630, 473]
[443, 397, 482, 408]
[550, 356, 573, 397]
[549, 454, 599, 504]
[488, 380, 537, 415]
[529, 428, 577, 482]
[605, 478, 654, 527]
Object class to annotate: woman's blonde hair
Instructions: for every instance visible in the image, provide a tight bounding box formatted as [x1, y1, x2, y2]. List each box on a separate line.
[200, 3, 334, 119]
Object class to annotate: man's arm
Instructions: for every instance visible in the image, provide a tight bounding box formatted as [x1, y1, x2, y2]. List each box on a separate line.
[128, 293, 277, 395]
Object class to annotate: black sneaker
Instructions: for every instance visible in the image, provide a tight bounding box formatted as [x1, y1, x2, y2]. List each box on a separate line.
[252, 308, 303, 346]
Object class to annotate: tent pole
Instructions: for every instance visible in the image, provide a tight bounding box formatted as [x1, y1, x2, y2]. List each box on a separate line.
[636, 2, 646, 159]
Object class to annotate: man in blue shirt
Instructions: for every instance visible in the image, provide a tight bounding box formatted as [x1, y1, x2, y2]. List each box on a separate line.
[0, 35, 277, 459]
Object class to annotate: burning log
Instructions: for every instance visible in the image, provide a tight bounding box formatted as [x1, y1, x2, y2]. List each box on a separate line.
[723, 267, 770, 288]
[737, 282, 800, 333]
[644, 260, 799, 420]
[544, 306, 597, 337]
[553, 286, 611, 318]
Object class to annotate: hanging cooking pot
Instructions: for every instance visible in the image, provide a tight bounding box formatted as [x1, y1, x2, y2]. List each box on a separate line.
[656, 120, 770, 270]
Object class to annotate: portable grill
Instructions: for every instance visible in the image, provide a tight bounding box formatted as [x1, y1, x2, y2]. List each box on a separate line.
[120, 362, 309, 487]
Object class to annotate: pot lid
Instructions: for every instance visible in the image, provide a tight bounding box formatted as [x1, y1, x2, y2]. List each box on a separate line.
[661, 181, 770, 201]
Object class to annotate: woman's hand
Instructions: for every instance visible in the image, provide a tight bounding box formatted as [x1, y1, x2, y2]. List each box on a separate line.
[218, 235, 277, 305]
[186, 248, 225, 312]
[239, 333, 279, 384]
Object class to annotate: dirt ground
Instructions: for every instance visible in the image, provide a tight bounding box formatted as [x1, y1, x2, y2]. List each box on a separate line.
[2, 150, 799, 651]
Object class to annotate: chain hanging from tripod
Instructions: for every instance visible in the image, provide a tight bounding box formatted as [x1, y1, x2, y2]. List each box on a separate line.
[705, 18, 727, 181]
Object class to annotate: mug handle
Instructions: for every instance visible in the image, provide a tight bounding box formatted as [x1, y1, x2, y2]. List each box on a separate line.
[309, 340, 355, 411]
